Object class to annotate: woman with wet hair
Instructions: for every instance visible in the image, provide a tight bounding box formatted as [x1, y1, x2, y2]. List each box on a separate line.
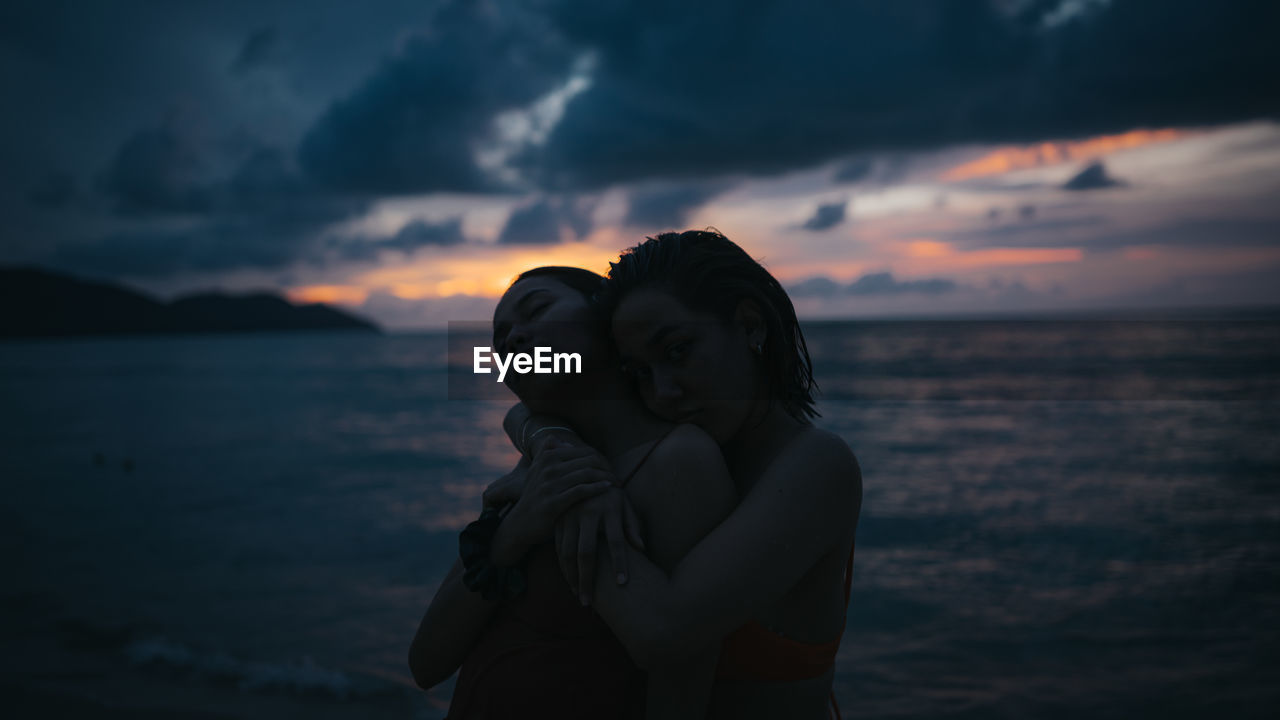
[510, 231, 862, 719]
[408, 266, 736, 720]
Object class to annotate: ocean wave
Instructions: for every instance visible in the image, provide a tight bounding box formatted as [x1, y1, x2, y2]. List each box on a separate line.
[124, 636, 399, 700]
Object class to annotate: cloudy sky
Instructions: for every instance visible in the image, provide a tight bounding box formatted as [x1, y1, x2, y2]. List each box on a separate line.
[3, 0, 1279, 329]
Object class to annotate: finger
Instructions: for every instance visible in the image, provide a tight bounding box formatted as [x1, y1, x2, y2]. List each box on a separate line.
[603, 513, 628, 585]
[557, 522, 580, 595]
[548, 480, 613, 515]
[578, 513, 600, 606]
[545, 465, 614, 494]
[623, 497, 646, 551]
[540, 444, 603, 465]
[544, 454, 611, 482]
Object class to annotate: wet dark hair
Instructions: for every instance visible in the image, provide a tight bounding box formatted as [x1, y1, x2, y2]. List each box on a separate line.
[511, 266, 608, 335]
[599, 229, 818, 420]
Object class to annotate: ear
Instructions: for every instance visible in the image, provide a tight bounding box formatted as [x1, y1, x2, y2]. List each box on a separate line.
[734, 298, 767, 351]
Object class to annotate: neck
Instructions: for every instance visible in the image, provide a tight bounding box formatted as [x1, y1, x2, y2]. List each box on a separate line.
[556, 370, 663, 460]
[723, 391, 806, 488]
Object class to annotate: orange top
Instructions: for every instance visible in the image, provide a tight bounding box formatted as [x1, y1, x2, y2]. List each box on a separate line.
[715, 544, 855, 718]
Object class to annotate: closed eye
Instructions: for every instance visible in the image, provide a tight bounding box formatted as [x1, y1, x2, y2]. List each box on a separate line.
[620, 362, 651, 383]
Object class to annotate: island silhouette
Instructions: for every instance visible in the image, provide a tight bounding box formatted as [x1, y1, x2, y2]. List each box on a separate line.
[0, 266, 379, 338]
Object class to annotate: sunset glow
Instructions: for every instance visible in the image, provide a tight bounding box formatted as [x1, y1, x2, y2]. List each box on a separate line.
[286, 285, 371, 305]
[942, 129, 1188, 181]
[349, 240, 625, 300]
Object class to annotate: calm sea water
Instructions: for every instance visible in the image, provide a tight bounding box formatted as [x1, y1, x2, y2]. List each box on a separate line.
[2, 317, 1278, 718]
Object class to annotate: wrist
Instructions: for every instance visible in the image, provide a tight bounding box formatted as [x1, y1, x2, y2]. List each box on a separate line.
[527, 425, 577, 456]
[459, 508, 528, 602]
[490, 507, 535, 566]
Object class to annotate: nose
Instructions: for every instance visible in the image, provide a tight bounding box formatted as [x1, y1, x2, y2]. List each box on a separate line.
[649, 366, 684, 409]
[505, 325, 532, 354]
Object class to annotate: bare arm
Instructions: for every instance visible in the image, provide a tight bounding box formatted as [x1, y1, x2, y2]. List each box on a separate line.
[408, 557, 497, 689]
[557, 425, 738, 718]
[407, 456, 609, 689]
[407, 461, 527, 690]
[585, 429, 862, 667]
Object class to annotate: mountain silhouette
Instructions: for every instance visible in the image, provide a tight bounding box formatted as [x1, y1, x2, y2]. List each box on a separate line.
[0, 266, 380, 338]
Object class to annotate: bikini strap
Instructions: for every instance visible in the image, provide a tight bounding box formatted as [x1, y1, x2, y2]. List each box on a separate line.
[616, 425, 680, 488]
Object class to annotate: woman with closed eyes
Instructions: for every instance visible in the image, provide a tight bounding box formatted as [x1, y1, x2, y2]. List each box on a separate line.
[409, 266, 736, 720]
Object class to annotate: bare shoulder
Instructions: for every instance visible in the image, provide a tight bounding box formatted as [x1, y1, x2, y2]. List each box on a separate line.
[773, 427, 862, 499]
[629, 424, 735, 504]
[650, 423, 725, 469]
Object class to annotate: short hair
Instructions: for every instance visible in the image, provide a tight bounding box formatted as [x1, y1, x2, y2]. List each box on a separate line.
[599, 230, 818, 420]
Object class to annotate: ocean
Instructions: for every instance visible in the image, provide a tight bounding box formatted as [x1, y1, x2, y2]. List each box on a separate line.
[2, 316, 1278, 718]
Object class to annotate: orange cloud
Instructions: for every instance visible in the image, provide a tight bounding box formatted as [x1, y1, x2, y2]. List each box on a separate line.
[351, 241, 625, 301]
[957, 248, 1083, 267]
[941, 128, 1187, 181]
[895, 237, 1082, 271]
[906, 239, 954, 258]
[287, 285, 370, 305]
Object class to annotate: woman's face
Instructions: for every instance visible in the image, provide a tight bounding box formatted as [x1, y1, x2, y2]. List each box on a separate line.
[611, 288, 762, 445]
[492, 276, 607, 411]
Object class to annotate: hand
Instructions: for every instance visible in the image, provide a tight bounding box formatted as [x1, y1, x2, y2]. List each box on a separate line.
[492, 440, 615, 564]
[483, 458, 530, 508]
[554, 485, 646, 607]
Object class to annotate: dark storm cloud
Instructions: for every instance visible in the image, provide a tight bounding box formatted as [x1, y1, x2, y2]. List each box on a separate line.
[60, 146, 367, 276]
[526, 0, 1280, 188]
[831, 155, 912, 186]
[333, 217, 467, 261]
[297, 2, 576, 194]
[623, 180, 734, 229]
[27, 173, 78, 209]
[230, 26, 282, 74]
[801, 201, 848, 232]
[385, 218, 466, 250]
[9, 0, 1279, 286]
[833, 158, 875, 184]
[790, 272, 957, 297]
[1063, 161, 1125, 191]
[1, 0, 444, 278]
[498, 196, 595, 244]
[97, 123, 211, 215]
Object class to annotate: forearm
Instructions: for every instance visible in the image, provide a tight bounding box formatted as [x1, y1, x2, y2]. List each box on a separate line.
[589, 548, 699, 668]
[408, 559, 498, 690]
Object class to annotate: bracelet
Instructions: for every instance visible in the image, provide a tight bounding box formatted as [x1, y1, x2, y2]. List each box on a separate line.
[459, 508, 527, 602]
[516, 415, 536, 455]
[527, 426, 573, 447]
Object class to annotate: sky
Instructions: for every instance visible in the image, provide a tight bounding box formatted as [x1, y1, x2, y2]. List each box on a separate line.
[2, 0, 1279, 329]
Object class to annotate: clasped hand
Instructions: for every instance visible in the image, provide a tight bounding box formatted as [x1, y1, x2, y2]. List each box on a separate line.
[482, 440, 644, 604]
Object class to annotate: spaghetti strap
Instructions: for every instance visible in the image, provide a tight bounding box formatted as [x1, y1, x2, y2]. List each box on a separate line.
[616, 424, 680, 488]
